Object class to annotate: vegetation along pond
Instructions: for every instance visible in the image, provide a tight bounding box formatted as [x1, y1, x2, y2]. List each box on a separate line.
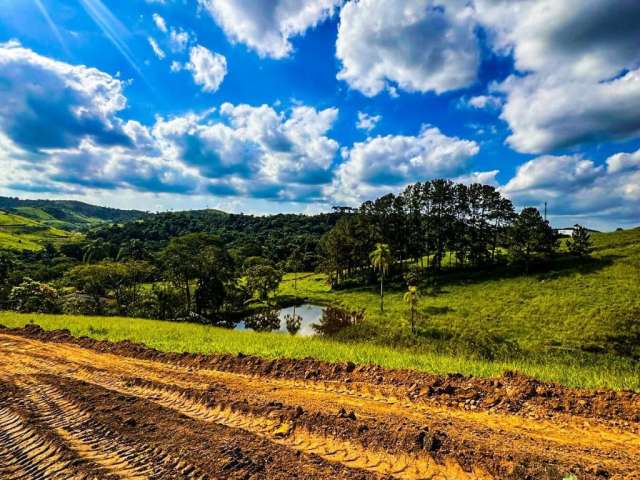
[236, 304, 363, 336]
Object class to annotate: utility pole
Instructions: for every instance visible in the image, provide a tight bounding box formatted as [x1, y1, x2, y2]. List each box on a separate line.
[544, 201, 547, 221]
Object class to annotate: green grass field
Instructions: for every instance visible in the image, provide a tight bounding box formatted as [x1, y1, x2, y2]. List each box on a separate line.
[1, 311, 638, 391]
[278, 228, 640, 357]
[0, 211, 78, 251]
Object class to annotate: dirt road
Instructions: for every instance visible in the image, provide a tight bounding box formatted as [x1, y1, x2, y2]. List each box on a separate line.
[0, 326, 638, 479]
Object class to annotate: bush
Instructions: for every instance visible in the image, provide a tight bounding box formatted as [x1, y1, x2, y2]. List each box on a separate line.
[60, 292, 104, 315]
[9, 278, 59, 313]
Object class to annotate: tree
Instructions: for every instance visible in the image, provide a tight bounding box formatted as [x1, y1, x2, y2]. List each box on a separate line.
[245, 265, 283, 303]
[9, 278, 59, 313]
[508, 207, 558, 271]
[65, 260, 155, 314]
[403, 285, 419, 334]
[370, 243, 392, 312]
[82, 239, 111, 263]
[160, 233, 234, 316]
[287, 247, 304, 291]
[0, 252, 15, 306]
[566, 224, 592, 257]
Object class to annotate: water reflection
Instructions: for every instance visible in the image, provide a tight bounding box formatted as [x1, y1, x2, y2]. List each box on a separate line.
[235, 304, 364, 337]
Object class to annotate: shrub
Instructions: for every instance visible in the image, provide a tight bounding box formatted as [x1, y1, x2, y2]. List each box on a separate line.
[60, 292, 104, 315]
[9, 278, 59, 313]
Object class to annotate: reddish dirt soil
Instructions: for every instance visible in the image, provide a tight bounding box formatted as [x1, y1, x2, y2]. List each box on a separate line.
[0, 324, 638, 479]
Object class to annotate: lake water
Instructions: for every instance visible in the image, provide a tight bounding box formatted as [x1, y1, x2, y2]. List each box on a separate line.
[236, 304, 325, 336]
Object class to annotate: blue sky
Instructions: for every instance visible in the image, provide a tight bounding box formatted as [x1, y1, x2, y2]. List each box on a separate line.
[0, 0, 639, 229]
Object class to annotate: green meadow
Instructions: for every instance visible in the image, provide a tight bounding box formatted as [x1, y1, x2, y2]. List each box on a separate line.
[1, 311, 638, 391]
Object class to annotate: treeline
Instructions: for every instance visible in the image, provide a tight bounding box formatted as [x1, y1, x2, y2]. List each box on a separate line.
[86, 210, 341, 270]
[320, 179, 571, 286]
[0, 233, 286, 322]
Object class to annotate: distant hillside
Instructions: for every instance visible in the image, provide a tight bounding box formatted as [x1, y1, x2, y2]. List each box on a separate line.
[88, 208, 340, 244]
[0, 210, 78, 251]
[0, 197, 146, 231]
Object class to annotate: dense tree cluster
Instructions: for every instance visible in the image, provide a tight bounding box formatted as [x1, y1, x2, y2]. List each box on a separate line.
[86, 210, 341, 271]
[319, 179, 558, 286]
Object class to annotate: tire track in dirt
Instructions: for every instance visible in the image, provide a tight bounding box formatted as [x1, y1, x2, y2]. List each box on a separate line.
[9, 334, 639, 461]
[0, 406, 95, 480]
[69, 369, 490, 480]
[10, 378, 208, 480]
[1, 329, 639, 479]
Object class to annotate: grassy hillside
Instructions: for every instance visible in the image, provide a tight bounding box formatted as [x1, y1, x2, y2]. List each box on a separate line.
[0, 210, 78, 251]
[279, 228, 640, 359]
[0, 196, 146, 230]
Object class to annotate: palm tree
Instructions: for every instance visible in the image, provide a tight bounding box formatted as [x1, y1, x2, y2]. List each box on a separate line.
[403, 285, 419, 334]
[369, 243, 391, 312]
[82, 239, 109, 263]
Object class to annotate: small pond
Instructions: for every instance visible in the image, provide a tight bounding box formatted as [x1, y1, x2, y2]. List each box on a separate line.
[234, 304, 364, 337]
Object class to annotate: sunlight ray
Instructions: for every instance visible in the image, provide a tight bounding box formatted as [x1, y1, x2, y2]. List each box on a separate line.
[33, 0, 70, 56]
[77, 0, 149, 86]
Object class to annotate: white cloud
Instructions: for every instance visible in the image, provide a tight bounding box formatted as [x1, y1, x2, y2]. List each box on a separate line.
[0, 44, 342, 203]
[474, 0, 640, 82]
[147, 36, 166, 59]
[151, 102, 340, 200]
[0, 40, 130, 151]
[503, 155, 603, 195]
[152, 13, 168, 33]
[454, 170, 500, 186]
[198, 0, 343, 59]
[356, 112, 381, 132]
[472, 0, 640, 153]
[186, 45, 227, 93]
[607, 149, 640, 174]
[336, 0, 479, 96]
[467, 95, 502, 110]
[169, 28, 190, 52]
[328, 126, 479, 204]
[502, 151, 640, 226]
[498, 69, 640, 153]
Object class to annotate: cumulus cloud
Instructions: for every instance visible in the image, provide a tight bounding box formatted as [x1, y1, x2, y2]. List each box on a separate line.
[475, 0, 640, 82]
[356, 112, 381, 132]
[473, 0, 640, 153]
[199, 0, 343, 58]
[333, 0, 640, 152]
[328, 126, 479, 204]
[169, 28, 190, 52]
[607, 149, 640, 174]
[454, 170, 500, 186]
[0, 41, 131, 151]
[154, 103, 340, 198]
[336, 0, 479, 96]
[186, 45, 227, 92]
[0, 44, 342, 202]
[502, 151, 640, 225]
[498, 70, 640, 153]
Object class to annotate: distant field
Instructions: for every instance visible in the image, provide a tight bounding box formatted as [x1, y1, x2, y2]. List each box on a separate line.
[0, 211, 78, 251]
[279, 228, 640, 359]
[1, 311, 638, 391]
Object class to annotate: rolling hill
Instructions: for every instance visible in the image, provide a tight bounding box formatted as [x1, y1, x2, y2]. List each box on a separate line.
[0, 210, 78, 251]
[0, 197, 146, 231]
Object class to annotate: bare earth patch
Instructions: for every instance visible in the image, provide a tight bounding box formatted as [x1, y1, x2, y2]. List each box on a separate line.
[0, 325, 638, 479]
